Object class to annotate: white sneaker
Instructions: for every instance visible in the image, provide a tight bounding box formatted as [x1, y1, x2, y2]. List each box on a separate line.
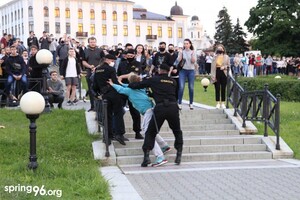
[221, 103, 226, 109]
[189, 104, 194, 110]
[178, 104, 182, 110]
[216, 103, 221, 109]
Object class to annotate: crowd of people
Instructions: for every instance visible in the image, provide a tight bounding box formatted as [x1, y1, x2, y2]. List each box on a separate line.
[1, 31, 299, 167]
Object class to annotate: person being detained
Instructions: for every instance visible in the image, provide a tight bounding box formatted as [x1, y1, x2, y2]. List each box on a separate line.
[108, 72, 171, 167]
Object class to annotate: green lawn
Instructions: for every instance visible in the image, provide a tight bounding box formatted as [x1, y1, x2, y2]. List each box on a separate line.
[0, 109, 111, 200]
[184, 78, 300, 159]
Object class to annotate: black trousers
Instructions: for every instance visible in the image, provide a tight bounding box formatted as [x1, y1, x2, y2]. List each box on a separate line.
[103, 91, 125, 138]
[48, 93, 64, 107]
[205, 63, 211, 74]
[128, 100, 141, 134]
[143, 104, 183, 152]
[85, 69, 95, 109]
[214, 68, 227, 102]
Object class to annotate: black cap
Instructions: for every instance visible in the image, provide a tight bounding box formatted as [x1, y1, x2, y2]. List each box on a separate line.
[159, 63, 170, 71]
[104, 54, 117, 60]
[125, 49, 135, 54]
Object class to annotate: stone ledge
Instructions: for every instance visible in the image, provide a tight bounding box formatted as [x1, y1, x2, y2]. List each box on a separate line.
[224, 109, 258, 134]
[92, 140, 116, 165]
[262, 136, 294, 159]
[85, 111, 99, 135]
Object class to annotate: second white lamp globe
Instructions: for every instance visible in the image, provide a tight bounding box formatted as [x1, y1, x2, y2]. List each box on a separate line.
[36, 49, 53, 64]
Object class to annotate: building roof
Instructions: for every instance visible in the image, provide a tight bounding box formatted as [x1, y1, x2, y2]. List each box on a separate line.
[170, 1, 183, 16]
[133, 9, 173, 21]
[191, 15, 199, 21]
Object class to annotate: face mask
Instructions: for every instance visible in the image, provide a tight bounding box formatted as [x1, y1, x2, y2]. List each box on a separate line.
[159, 47, 165, 52]
[168, 49, 174, 53]
[109, 62, 115, 67]
[127, 57, 135, 62]
[216, 50, 224, 54]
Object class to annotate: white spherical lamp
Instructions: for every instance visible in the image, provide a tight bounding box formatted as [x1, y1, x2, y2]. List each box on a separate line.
[274, 75, 282, 79]
[36, 49, 53, 65]
[20, 91, 45, 115]
[201, 78, 210, 92]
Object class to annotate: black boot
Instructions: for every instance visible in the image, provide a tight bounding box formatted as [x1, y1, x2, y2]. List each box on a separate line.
[141, 150, 151, 167]
[175, 151, 182, 165]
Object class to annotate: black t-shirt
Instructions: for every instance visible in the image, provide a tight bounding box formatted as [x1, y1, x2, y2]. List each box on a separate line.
[83, 47, 104, 67]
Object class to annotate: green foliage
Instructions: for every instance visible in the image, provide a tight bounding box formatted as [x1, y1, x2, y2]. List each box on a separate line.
[245, 0, 300, 56]
[214, 7, 235, 54]
[237, 75, 300, 101]
[0, 109, 111, 200]
[231, 18, 250, 54]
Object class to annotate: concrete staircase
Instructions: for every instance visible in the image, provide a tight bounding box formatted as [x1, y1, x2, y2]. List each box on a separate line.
[114, 108, 273, 166]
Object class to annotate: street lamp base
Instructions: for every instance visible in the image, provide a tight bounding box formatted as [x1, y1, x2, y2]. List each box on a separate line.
[28, 162, 38, 170]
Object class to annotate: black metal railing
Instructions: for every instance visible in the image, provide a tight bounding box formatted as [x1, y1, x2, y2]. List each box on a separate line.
[95, 98, 110, 157]
[226, 73, 281, 150]
[0, 77, 43, 106]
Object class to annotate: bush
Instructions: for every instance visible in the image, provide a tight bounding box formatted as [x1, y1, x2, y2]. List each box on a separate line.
[237, 75, 300, 102]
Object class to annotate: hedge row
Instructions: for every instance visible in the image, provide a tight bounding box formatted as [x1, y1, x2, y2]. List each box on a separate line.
[237, 76, 300, 102]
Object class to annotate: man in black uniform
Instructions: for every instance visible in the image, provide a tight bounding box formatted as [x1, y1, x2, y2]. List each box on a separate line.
[128, 63, 183, 166]
[93, 54, 126, 145]
[117, 49, 143, 139]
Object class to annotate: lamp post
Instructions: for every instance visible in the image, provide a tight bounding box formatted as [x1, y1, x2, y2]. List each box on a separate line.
[20, 91, 45, 170]
[201, 78, 210, 92]
[36, 49, 53, 113]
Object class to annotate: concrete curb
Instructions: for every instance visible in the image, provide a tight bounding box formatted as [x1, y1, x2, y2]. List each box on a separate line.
[262, 136, 294, 159]
[224, 108, 258, 134]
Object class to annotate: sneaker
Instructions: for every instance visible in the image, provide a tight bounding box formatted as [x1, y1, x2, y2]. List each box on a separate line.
[221, 103, 226, 109]
[216, 103, 221, 109]
[67, 100, 72, 106]
[152, 156, 168, 167]
[189, 104, 194, 110]
[72, 100, 77, 105]
[178, 104, 182, 110]
[161, 146, 171, 154]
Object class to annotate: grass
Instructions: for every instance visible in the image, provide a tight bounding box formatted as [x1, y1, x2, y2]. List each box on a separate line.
[184, 77, 300, 159]
[0, 109, 111, 200]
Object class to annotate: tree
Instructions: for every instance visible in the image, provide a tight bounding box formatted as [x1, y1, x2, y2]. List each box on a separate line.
[245, 0, 300, 56]
[231, 18, 250, 54]
[214, 7, 235, 55]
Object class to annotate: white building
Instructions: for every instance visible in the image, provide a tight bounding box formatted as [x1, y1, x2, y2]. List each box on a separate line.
[0, 0, 188, 48]
[188, 15, 213, 51]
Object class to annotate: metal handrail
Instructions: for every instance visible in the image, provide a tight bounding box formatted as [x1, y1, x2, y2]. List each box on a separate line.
[226, 72, 281, 150]
[95, 98, 110, 157]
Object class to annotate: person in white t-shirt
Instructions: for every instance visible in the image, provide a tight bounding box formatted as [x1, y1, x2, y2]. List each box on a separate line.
[61, 48, 81, 105]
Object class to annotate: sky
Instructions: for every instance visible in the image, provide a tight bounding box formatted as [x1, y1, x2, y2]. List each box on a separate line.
[133, 0, 258, 38]
[1, 0, 258, 38]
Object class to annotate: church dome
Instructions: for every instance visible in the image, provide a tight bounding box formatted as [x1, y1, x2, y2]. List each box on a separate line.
[170, 1, 183, 15]
[191, 15, 199, 21]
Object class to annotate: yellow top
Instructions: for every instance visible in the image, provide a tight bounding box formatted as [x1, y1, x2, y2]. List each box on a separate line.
[216, 55, 223, 67]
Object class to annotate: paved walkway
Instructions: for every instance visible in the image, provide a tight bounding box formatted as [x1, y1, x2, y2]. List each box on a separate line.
[102, 159, 300, 200]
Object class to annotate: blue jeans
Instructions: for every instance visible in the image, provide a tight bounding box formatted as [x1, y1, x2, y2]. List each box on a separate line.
[243, 64, 248, 77]
[178, 69, 195, 104]
[5, 75, 28, 95]
[198, 63, 205, 74]
[51, 51, 57, 65]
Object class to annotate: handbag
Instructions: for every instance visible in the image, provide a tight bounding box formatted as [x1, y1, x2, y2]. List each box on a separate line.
[177, 58, 186, 71]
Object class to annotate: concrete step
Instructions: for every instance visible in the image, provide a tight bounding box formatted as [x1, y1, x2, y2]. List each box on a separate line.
[123, 113, 228, 122]
[124, 130, 240, 139]
[124, 124, 236, 133]
[124, 118, 232, 126]
[115, 144, 268, 156]
[113, 136, 263, 149]
[116, 151, 273, 165]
